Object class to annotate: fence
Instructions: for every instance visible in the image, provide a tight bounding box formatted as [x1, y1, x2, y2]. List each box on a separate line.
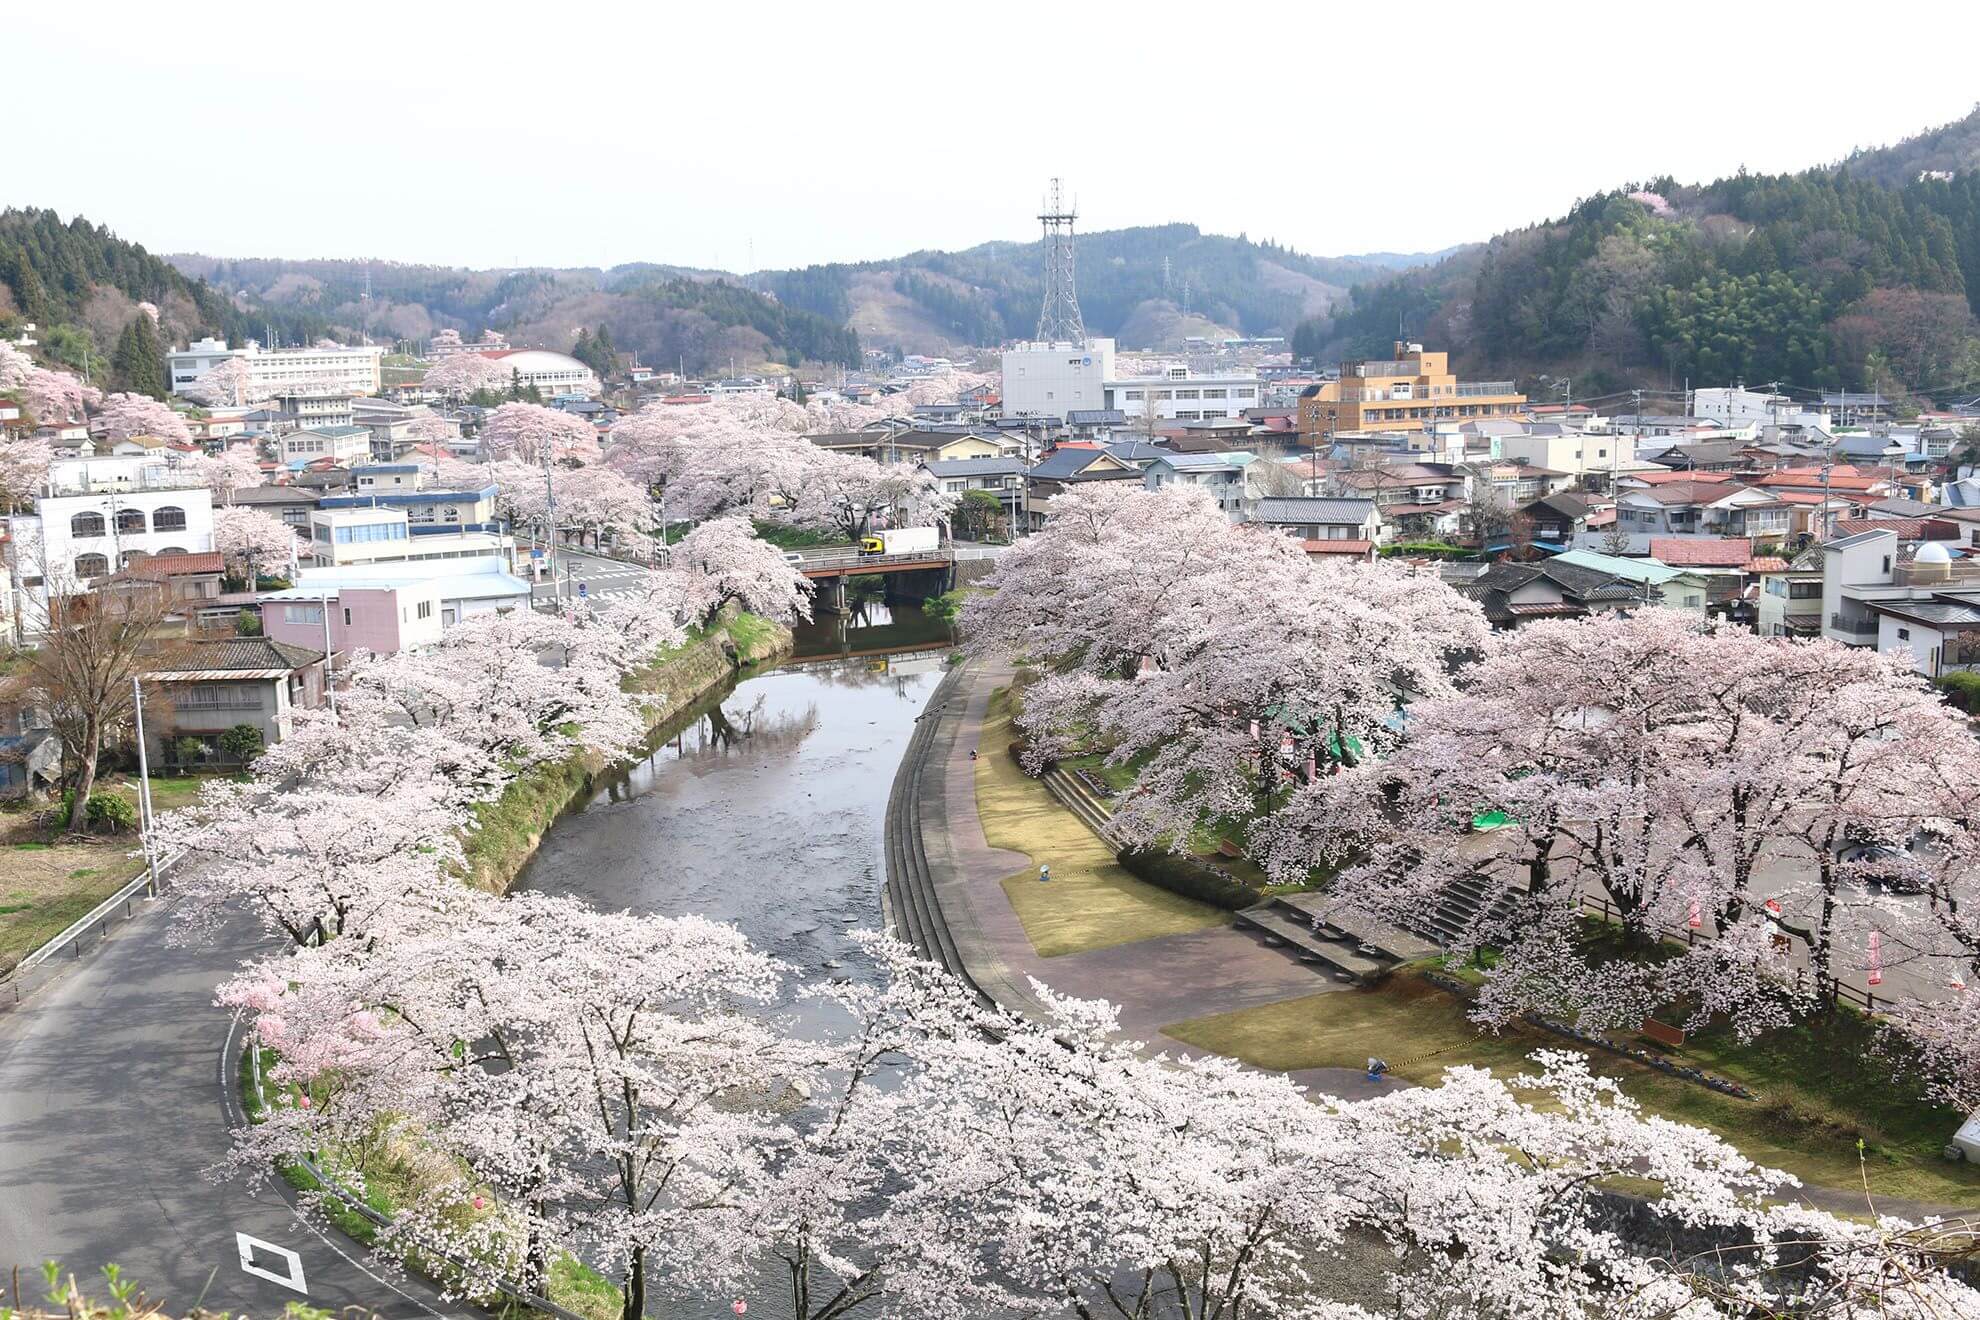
[1574, 892, 1881, 1014]
[1, 845, 177, 1009]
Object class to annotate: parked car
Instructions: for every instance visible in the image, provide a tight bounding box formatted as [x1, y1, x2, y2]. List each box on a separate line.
[1836, 826, 1937, 894]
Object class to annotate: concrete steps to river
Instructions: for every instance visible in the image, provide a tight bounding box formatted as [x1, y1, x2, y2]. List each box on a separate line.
[1235, 891, 1444, 985]
[881, 665, 993, 1002]
[1040, 765, 1116, 840]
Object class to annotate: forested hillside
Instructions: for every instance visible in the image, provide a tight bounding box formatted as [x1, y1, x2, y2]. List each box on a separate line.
[0, 207, 324, 377]
[1304, 145, 1980, 402]
[760, 224, 1423, 354]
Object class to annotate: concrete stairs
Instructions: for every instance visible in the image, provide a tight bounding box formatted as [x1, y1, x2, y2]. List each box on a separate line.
[1405, 871, 1525, 948]
[1040, 765, 1115, 840]
[1233, 899, 1386, 983]
[882, 666, 983, 999]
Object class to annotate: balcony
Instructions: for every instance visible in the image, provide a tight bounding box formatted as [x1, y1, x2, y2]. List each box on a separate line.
[1828, 611, 1878, 642]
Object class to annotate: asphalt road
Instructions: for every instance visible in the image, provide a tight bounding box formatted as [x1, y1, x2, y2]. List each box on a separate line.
[526, 546, 657, 608]
[0, 898, 457, 1318]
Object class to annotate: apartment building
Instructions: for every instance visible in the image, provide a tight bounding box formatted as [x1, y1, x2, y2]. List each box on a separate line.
[1298, 342, 1526, 441]
[280, 425, 374, 467]
[1103, 365, 1263, 425]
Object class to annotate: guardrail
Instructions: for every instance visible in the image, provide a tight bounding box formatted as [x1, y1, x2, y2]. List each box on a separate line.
[795, 547, 955, 573]
[2, 844, 180, 1009]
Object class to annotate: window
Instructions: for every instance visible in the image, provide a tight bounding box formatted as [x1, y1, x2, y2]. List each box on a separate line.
[1233, 387, 1256, 399]
[342, 607, 352, 626]
[70, 512, 106, 537]
[1175, 389, 1200, 400]
[1898, 627, 1911, 640]
[1202, 389, 1227, 399]
[284, 604, 323, 624]
[73, 553, 109, 577]
[154, 506, 187, 531]
[334, 522, 408, 544]
[1790, 581, 1822, 600]
[1883, 556, 1893, 573]
[417, 600, 434, 620]
[1123, 390, 1143, 401]
[116, 508, 147, 533]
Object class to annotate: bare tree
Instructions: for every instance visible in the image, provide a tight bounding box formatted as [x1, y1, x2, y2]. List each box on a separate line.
[1601, 523, 1633, 556]
[27, 570, 176, 830]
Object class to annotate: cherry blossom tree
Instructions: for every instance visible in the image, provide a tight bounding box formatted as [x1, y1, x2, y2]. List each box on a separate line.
[479, 401, 602, 465]
[967, 484, 1484, 850]
[424, 353, 509, 397]
[20, 366, 94, 425]
[0, 341, 30, 392]
[0, 433, 51, 510]
[157, 775, 469, 947]
[429, 328, 464, 350]
[218, 891, 788, 1317]
[181, 357, 264, 408]
[211, 504, 300, 583]
[94, 391, 192, 446]
[183, 442, 264, 504]
[785, 452, 954, 544]
[671, 514, 812, 625]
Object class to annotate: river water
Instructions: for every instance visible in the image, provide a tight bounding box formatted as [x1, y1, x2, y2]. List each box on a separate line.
[513, 602, 953, 1027]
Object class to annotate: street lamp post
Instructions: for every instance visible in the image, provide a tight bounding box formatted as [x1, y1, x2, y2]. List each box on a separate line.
[129, 675, 160, 894]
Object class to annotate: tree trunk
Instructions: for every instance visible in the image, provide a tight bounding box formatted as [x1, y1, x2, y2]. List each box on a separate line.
[67, 717, 103, 831]
[623, 1243, 645, 1320]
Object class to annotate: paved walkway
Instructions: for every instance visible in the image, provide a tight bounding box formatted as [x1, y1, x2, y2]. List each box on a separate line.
[915, 661, 1387, 1099]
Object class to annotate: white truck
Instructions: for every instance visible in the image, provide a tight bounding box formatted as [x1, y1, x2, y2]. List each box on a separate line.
[858, 526, 940, 556]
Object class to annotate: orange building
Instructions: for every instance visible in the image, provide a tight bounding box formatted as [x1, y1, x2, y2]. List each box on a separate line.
[1298, 341, 1526, 441]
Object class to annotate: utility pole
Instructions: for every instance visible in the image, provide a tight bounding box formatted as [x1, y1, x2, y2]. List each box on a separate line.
[542, 447, 558, 603]
[319, 593, 338, 716]
[130, 676, 159, 895]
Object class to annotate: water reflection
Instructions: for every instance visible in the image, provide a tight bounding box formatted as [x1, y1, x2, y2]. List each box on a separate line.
[515, 656, 944, 1032]
[790, 598, 954, 661]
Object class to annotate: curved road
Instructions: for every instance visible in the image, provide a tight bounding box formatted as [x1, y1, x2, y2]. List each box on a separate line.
[0, 898, 457, 1317]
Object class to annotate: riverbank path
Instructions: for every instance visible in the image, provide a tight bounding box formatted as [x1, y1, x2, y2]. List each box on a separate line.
[912, 660, 1389, 1100]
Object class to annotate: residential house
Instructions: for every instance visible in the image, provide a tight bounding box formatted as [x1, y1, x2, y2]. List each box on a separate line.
[279, 425, 373, 468]
[228, 484, 320, 532]
[1457, 559, 1642, 629]
[919, 457, 1026, 536]
[261, 556, 529, 649]
[1065, 409, 1127, 443]
[1646, 537, 1761, 610]
[1612, 480, 1789, 544]
[1519, 492, 1591, 544]
[1142, 452, 1258, 512]
[1645, 440, 1750, 472]
[0, 684, 60, 800]
[141, 637, 327, 766]
[1243, 497, 1384, 559]
[1022, 446, 1142, 529]
[1756, 547, 1825, 637]
[1551, 549, 1710, 615]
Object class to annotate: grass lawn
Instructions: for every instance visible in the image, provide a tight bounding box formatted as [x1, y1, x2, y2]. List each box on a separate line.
[978, 689, 1223, 957]
[0, 773, 228, 972]
[1165, 973, 1980, 1207]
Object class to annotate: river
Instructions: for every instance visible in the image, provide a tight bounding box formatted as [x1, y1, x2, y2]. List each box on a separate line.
[513, 601, 953, 1028]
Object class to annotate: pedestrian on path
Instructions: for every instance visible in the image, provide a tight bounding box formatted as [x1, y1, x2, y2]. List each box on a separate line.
[1039, 863, 1051, 883]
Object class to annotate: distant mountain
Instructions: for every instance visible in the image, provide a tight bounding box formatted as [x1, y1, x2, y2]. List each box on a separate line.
[165, 254, 858, 373]
[1837, 103, 1980, 188]
[755, 224, 1438, 355]
[1301, 113, 1980, 404]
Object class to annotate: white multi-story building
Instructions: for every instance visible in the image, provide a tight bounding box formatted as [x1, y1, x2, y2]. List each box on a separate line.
[167, 337, 385, 399]
[305, 506, 512, 570]
[271, 389, 356, 434]
[1104, 364, 1263, 425]
[1693, 385, 1831, 435]
[280, 425, 374, 468]
[12, 454, 217, 606]
[478, 349, 600, 400]
[1000, 338, 1116, 420]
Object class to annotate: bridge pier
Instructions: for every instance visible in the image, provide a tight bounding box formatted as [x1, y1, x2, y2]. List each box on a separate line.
[819, 575, 851, 616]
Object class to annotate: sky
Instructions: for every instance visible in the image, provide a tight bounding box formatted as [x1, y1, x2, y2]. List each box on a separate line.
[10, 1, 1980, 275]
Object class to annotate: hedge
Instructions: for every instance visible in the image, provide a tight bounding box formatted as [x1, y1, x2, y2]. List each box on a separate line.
[1117, 846, 1258, 911]
[1937, 670, 1980, 715]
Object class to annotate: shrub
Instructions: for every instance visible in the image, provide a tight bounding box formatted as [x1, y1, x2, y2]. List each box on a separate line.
[235, 609, 263, 637]
[170, 736, 206, 768]
[58, 789, 139, 834]
[1118, 846, 1258, 911]
[1936, 670, 1980, 715]
[218, 722, 265, 763]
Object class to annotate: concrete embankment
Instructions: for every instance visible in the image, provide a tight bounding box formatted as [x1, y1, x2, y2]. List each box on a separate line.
[461, 609, 792, 894]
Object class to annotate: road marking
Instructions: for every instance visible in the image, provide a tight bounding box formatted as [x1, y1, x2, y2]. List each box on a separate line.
[237, 1233, 308, 1293]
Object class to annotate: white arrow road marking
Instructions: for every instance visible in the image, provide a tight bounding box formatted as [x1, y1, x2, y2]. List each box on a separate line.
[236, 1232, 308, 1294]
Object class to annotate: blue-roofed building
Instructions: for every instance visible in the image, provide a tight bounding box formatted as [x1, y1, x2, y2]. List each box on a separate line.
[319, 465, 502, 533]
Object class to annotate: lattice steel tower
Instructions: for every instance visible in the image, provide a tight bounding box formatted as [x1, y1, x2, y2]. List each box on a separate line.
[1034, 177, 1086, 343]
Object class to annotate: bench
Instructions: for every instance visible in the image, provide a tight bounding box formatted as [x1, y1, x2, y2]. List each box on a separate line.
[1641, 1018, 1686, 1049]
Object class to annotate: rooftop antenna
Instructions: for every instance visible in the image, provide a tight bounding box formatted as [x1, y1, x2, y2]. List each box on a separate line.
[1035, 177, 1086, 344]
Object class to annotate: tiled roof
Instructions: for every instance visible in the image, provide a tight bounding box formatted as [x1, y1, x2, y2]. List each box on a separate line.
[121, 552, 225, 579]
[1249, 497, 1377, 525]
[1833, 517, 1955, 540]
[1649, 537, 1754, 567]
[144, 637, 323, 678]
[1301, 539, 1374, 555]
[1744, 557, 1790, 572]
